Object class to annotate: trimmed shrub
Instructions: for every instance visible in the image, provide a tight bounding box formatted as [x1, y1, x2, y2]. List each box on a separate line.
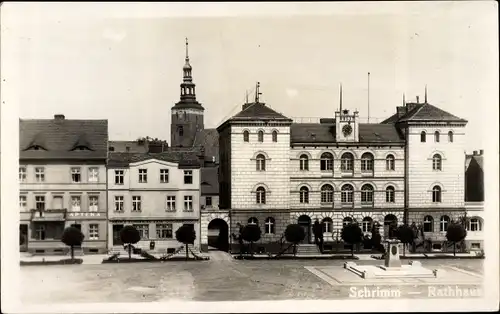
[175, 224, 197, 260]
[120, 225, 141, 259]
[284, 224, 306, 256]
[446, 223, 467, 256]
[241, 224, 262, 256]
[396, 224, 414, 256]
[61, 227, 85, 260]
[341, 223, 363, 257]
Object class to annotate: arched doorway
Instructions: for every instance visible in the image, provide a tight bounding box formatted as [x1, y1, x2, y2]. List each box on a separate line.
[384, 214, 398, 238]
[207, 219, 229, 251]
[297, 215, 312, 244]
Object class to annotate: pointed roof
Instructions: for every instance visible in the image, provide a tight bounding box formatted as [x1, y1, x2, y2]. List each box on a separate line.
[107, 151, 201, 168]
[232, 102, 292, 121]
[383, 102, 467, 124]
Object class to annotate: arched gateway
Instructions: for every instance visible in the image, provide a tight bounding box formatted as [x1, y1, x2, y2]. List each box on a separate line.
[207, 219, 229, 252]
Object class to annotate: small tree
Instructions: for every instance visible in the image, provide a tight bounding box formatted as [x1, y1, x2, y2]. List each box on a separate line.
[61, 226, 85, 260]
[175, 224, 196, 260]
[120, 225, 141, 260]
[396, 224, 414, 257]
[341, 223, 363, 257]
[241, 224, 261, 256]
[446, 223, 467, 256]
[284, 224, 306, 256]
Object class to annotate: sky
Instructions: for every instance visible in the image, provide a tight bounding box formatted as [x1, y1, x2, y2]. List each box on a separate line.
[2, 2, 498, 152]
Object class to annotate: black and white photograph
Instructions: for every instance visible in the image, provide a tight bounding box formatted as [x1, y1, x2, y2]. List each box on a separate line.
[1, 2, 498, 313]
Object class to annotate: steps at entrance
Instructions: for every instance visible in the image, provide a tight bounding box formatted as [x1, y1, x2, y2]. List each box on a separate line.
[296, 244, 321, 255]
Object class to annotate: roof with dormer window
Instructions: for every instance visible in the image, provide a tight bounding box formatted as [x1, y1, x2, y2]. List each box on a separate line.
[107, 151, 201, 168]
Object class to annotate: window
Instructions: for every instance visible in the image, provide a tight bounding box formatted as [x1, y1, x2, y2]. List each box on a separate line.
[343, 217, 353, 226]
[341, 184, 354, 204]
[88, 196, 99, 212]
[385, 155, 395, 171]
[156, 223, 173, 239]
[256, 154, 266, 171]
[178, 126, 184, 137]
[160, 169, 169, 183]
[322, 217, 333, 233]
[299, 186, 309, 204]
[134, 224, 149, 239]
[420, 131, 426, 142]
[320, 152, 333, 171]
[272, 131, 278, 142]
[299, 154, 309, 171]
[35, 196, 45, 210]
[256, 187, 266, 204]
[138, 169, 148, 183]
[132, 196, 142, 212]
[34, 224, 46, 240]
[360, 153, 374, 172]
[439, 215, 450, 232]
[71, 167, 81, 183]
[88, 224, 99, 240]
[423, 216, 434, 232]
[35, 167, 45, 182]
[264, 217, 275, 234]
[19, 195, 27, 210]
[19, 167, 27, 182]
[362, 217, 373, 232]
[71, 196, 81, 211]
[361, 184, 374, 204]
[432, 154, 442, 170]
[114, 170, 124, 185]
[448, 131, 453, 143]
[166, 196, 176, 211]
[184, 170, 193, 184]
[248, 217, 258, 225]
[432, 186, 442, 203]
[184, 196, 193, 211]
[52, 195, 63, 209]
[205, 196, 213, 207]
[321, 184, 334, 203]
[469, 218, 482, 231]
[385, 186, 395, 203]
[243, 130, 249, 142]
[114, 196, 124, 212]
[88, 167, 99, 182]
[258, 130, 264, 142]
[341, 153, 354, 172]
[434, 131, 440, 143]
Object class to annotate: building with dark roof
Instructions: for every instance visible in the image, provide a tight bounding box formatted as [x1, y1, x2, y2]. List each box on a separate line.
[19, 114, 109, 254]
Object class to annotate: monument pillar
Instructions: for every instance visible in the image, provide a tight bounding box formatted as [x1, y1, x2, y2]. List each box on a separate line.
[384, 239, 402, 268]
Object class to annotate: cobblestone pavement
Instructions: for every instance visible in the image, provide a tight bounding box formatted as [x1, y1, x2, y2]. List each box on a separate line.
[20, 258, 484, 304]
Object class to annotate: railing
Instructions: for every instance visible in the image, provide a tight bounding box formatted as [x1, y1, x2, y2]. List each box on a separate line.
[30, 208, 67, 221]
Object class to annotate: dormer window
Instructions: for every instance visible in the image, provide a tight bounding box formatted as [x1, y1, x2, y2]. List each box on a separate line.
[70, 135, 93, 151]
[71, 145, 92, 151]
[26, 144, 47, 151]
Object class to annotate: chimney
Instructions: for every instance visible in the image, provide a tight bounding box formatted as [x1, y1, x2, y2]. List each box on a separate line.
[473, 150, 478, 156]
[416, 96, 420, 103]
[396, 106, 407, 118]
[54, 114, 65, 120]
[479, 149, 484, 155]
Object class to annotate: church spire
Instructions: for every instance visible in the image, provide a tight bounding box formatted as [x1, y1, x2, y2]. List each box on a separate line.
[179, 37, 196, 101]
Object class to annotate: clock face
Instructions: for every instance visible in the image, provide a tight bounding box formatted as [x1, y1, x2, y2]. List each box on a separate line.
[342, 124, 353, 136]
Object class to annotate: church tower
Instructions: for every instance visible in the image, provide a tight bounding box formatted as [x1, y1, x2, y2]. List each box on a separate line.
[170, 38, 205, 148]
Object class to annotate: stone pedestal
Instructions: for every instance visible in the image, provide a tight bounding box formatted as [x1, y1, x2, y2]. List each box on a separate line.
[384, 239, 402, 268]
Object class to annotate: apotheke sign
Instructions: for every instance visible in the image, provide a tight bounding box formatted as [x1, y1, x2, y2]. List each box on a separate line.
[68, 212, 102, 217]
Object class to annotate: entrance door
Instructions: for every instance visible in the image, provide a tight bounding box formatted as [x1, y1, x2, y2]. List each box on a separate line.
[113, 224, 124, 245]
[19, 224, 28, 251]
[207, 219, 229, 251]
[297, 215, 312, 244]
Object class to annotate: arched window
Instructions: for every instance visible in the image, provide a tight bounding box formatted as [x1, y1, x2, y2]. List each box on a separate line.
[343, 216, 353, 226]
[256, 187, 266, 204]
[299, 154, 309, 171]
[248, 217, 259, 225]
[341, 184, 354, 204]
[256, 154, 266, 171]
[341, 152, 354, 172]
[178, 126, 184, 137]
[320, 152, 333, 171]
[432, 185, 442, 203]
[243, 130, 249, 142]
[386, 154, 395, 171]
[432, 154, 442, 171]
[258, 130, 264, 142]
[385, 186, 395, 203]
[448, 131, 453, 143]
[362, 217, 373, 232]
[320, 184, 334, 203]
[439, 215, 450, 232]
[322, 217, 333, 233]
[361, 184, 374, 204]
[360, 153, 374, 172]
[272, 131, 278, 142]
[434, 131, 440, 143]
[423, 215, 434, 232]
[264, 217, 275, 234]
[299, 186, 309, 204]
[420, 131, 426, 142]
[468, 217, 482, 231]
